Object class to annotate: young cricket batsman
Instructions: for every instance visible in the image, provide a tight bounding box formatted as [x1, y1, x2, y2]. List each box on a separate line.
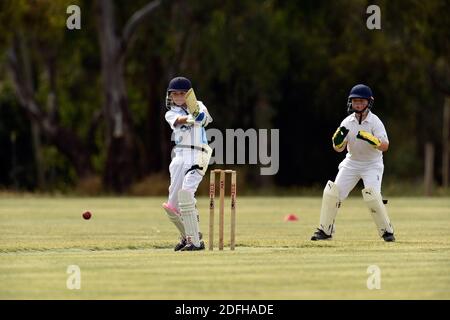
[311, 84, 395, 242]
[162, 76, 213, 251]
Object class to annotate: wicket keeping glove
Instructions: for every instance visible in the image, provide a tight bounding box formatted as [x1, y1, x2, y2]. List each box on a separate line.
[356, 130, 381, 148]
[332, 126, 349, 149]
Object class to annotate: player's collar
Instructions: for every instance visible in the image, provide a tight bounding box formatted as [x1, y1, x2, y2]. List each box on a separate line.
[171, 106, 189, 114]
[350, 111, 373, 123]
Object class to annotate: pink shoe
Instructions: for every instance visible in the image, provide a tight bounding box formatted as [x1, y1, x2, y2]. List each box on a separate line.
[162, 202, 180, 215]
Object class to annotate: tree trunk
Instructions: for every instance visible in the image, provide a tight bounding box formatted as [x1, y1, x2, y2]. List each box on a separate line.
[442, 97, 450, 187]
[100, 60, 136, 192]
[7, 35, 94, 182]
[96, 0, 161, 192]
[146, 56, 164, 174]
[424, 142, 435, 196]
[30, 122, 45, 189]
[97, 0, 137, 192]
[18, 34, 46, 190]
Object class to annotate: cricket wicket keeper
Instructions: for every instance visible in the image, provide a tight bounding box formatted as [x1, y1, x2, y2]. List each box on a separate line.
[162, 77, 213, 251]
[311, 84, 395, 242]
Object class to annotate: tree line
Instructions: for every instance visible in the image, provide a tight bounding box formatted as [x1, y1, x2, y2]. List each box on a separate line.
[0, 0, 449, 193]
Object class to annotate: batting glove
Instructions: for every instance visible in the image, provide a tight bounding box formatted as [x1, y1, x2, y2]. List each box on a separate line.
[185, 115, 195, 124]
[332, 126, 349, 149]
[357, 130, 381, 148]
[185, 112, 206, 126]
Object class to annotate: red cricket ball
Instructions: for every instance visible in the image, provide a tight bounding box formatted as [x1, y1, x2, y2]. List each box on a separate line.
[284, 213, 298, 222]
[82, 211, 92, 220]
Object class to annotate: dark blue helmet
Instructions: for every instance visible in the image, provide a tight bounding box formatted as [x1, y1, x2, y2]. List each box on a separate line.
[166, 77, 192, 109]
[347, 84, 374, 114]
[167, 77, 192, 92]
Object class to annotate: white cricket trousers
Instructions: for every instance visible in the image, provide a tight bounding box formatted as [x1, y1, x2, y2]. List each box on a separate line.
[167, 153, 203, 210]
[335, 160, 384, 200]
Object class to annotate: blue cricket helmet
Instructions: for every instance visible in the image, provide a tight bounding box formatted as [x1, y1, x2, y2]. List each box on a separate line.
[347, 84, 374, 114]
[165, 76, 192, 109]
[167, 77, 192, 92]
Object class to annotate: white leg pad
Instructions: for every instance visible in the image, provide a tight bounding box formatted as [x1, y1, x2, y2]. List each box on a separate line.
[162, 203, 185, 237]
[362, 188, 394, 237]
[319, 181, 341, 236]
[197, 145, 212, 176]
[178, 190, 201, 246]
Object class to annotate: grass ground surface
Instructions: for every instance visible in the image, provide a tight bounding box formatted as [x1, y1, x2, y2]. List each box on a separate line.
[0, 196, 449, 299]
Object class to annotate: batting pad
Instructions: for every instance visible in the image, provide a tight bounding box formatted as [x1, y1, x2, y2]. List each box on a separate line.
[362, 188, 394, 237]
[162, 203, 185, 237]
[178, 190, 201, 246]
[196, 145, 212, 176]
[319, 181, 340, 236]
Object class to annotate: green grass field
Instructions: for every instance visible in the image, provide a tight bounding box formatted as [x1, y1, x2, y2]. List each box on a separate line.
[0, 196, 449, 299]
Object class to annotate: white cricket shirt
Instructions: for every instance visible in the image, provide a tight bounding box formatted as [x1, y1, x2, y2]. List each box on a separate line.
[165, 101, 212, 156]
[339, 111, 389, 166]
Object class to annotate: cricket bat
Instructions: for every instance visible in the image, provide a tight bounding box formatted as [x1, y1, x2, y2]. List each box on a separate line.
[185, 88, 200, 117]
